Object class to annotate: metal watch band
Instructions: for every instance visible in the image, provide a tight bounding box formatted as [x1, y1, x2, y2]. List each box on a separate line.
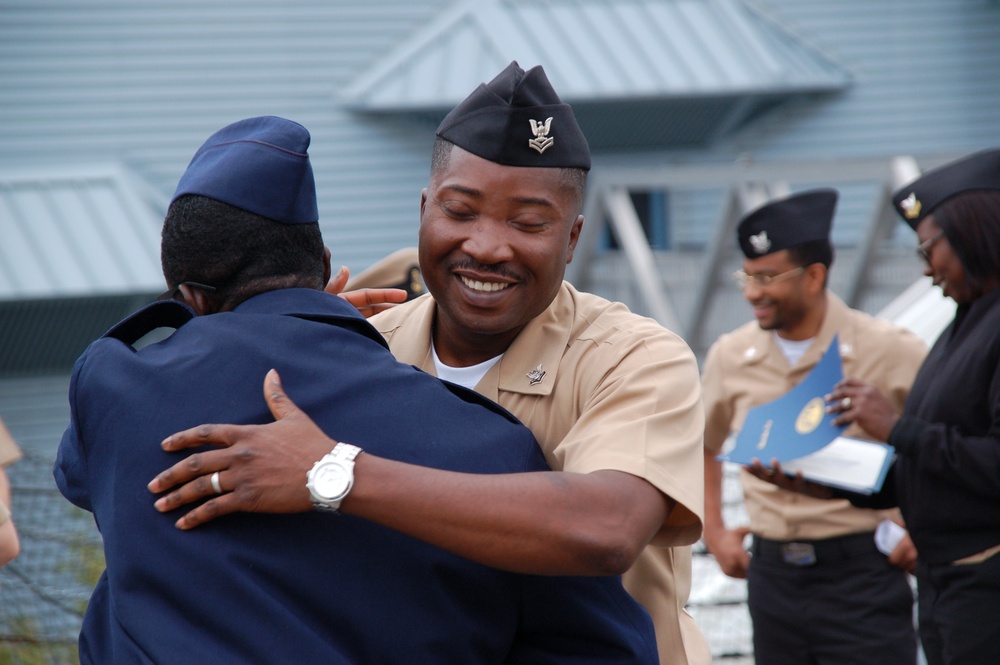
[306, 442, 364, 513]
[330, 442, 363, 464]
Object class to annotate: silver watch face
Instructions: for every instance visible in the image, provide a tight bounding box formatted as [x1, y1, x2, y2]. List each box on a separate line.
[312, 461, 352, 501]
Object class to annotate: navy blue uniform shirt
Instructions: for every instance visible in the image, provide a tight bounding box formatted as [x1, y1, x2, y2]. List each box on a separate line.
[54, 288, 657, 664]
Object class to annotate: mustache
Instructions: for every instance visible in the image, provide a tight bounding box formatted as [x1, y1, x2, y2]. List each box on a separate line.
[449, 259, 521, 282]
[750, 298, 776, 307]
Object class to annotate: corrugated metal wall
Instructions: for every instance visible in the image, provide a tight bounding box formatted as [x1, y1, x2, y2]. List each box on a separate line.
[731, 0, 1000, 158]
[0, 0, 451, 273]
[599, 0, 1000, 249]
[2, 0, 998, 277]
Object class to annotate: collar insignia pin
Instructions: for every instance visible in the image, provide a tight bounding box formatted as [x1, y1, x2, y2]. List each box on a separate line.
[900, 192, 922, 220]
[748, 231, 771, 254]
[526, 364, 546, 386]
[744, 346, 757, 360]
[528, 117, 555, 154]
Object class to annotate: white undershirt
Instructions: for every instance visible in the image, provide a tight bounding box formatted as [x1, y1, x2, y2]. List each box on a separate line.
[772, 333, 814, 367]
[431, 343, 503, 390]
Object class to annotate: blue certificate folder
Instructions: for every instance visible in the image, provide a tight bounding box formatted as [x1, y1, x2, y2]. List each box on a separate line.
[717, 335, 895, 494]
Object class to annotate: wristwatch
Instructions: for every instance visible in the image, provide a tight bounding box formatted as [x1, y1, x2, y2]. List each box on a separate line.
[306, 443, 363, 513]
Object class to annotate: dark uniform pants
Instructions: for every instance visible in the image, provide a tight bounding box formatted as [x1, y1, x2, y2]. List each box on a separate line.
[916, 552, 1000, 665]
[747, 533, 917, 665]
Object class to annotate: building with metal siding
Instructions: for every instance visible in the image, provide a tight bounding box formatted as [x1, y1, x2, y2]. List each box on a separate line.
[2, 0, 998, 293]
[0, 0, 451, 275]
[717, 0, 1000, 159]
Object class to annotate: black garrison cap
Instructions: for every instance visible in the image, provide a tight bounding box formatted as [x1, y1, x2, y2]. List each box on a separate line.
[737, 189, 838, 258]
[436, 61, 591, 171]
[892, 147, 1000, 229]
[172, 116, 318, 225]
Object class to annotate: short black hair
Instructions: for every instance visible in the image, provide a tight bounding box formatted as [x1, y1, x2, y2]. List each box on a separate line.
[933, 190, 1000, 292]
[786, 239, 834, 288]
[161, 195, 326, 310]
[431, 138, 588, 214]
[785, 239, 834, 271]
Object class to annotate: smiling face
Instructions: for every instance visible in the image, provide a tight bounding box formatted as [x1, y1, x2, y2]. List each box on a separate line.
[740, 249, 826, 340]
[915, 215, 973, 304]
[419, 145, 584, 365]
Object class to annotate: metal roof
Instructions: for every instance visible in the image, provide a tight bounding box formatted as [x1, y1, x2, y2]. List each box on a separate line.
[0, 163, 164, 301]
[340, 0, 851, 147]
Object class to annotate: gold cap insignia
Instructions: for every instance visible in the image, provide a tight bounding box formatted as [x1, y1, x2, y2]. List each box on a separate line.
[528, 117, 555, 154]
[900, 192, 922, 220]
[526, 363, 546, 386]
[749, 231, 771, 254]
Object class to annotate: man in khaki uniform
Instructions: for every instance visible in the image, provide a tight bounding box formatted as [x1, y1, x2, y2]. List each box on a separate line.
[701, 189, 926, 664]
[150, 61, 709, 665]
[375, 280, 707, 665]
[0, 416, 22, 568]
[353, 62, 708, 665]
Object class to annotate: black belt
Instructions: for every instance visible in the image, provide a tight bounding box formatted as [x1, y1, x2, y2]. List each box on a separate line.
[751, 532, 877, 567]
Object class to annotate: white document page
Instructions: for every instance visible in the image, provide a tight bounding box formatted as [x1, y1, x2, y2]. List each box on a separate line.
[782, 436, 894, 495]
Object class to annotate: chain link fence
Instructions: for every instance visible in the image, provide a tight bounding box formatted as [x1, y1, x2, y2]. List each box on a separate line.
[1, 446, 102, 665]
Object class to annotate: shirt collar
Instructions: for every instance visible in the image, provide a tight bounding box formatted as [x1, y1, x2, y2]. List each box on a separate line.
[488, 282, 575, 398]
[375, 284, 575, 398]
[234, 288, 388, 348]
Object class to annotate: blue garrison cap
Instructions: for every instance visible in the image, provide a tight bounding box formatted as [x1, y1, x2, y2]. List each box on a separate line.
[172, 116, 318, 225]
[436, 61, 591, 171]
[892, 147, 1000, 229]
[737, 189, 838, 258]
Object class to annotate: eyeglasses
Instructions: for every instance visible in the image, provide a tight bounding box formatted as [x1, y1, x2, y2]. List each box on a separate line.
[731, 266, 805, 289]
[156, 281, 218, 302]
[916, 231, 945, 264]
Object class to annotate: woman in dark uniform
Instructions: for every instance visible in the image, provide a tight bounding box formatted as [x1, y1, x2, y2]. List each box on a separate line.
[826, 147, 1000, 665]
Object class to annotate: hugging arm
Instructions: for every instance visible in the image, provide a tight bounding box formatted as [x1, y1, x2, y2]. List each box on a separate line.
[149, 371, 670, 576]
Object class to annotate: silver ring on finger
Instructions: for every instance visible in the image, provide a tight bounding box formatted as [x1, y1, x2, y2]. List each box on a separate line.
[840, 396, 852, 410]
[210, 470, 223, 495]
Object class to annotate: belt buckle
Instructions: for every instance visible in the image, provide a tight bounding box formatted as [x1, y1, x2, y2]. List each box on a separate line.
[780, 542, 816, 567]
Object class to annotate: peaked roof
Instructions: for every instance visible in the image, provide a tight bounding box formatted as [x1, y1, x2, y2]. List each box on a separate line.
[0, 163, 164, 301]
[341, 0, 851, 145]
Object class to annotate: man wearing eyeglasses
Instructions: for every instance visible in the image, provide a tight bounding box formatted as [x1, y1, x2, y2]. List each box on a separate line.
[700, 189, 927, 665]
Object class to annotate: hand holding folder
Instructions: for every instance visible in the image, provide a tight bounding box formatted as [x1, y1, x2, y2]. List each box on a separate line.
[717, 336, 895, 494]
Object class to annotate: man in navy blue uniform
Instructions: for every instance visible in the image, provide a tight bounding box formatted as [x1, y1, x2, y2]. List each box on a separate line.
[53, 116, 658, 664]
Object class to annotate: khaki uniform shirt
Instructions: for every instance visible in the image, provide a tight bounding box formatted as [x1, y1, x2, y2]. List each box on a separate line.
[371, 281, 710, 665]
[702, 293, 928, 540]
[0, 417, 23, 524]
